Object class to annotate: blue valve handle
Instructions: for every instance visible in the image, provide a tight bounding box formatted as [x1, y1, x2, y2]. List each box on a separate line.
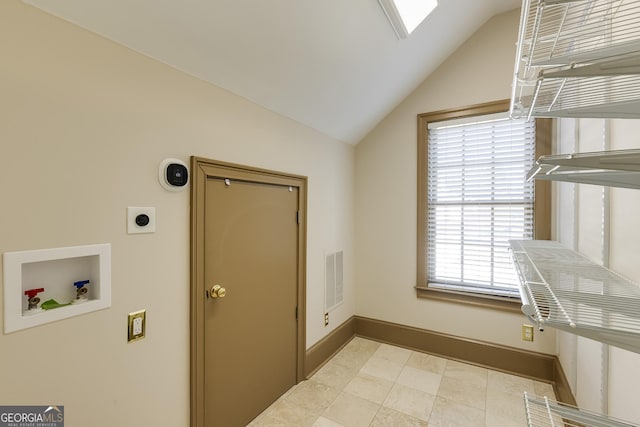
[73, 280, 90, 289]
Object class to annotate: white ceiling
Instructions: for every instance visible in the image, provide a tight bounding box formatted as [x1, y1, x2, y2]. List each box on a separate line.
[23, 0, 521, 144]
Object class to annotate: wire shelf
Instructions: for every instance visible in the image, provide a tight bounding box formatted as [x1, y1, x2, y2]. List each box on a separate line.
[526, 149, 640, 189]
[511, 0, 640, 119]
[524, 392, 638, 426]
[510, 240, 640, 354]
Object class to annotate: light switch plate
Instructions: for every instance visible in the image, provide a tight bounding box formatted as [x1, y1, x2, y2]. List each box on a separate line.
[127, 207, 156, 234]
[128, 310, 146, 343]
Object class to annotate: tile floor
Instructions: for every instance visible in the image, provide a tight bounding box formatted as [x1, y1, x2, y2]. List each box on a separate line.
[248, 337, 556, 426]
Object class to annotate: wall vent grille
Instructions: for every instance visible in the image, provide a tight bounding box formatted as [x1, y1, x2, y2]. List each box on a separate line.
[325, 251, 343, 311]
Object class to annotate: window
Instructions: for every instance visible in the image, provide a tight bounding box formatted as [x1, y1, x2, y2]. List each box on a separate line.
[378, 0, 438, 39]
[417, 100, 550, 309]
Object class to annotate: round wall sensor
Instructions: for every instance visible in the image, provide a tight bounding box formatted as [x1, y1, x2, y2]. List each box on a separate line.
[159, 158, 189, 192]
[135, 214, 150, 227]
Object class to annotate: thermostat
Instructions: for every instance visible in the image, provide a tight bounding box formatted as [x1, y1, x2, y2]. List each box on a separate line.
[159, 158, 189, 191]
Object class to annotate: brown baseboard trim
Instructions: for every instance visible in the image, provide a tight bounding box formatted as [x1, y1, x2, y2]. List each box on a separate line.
[552, 356, 577, 406]
[355, 316, 555, 382]
[304, 315, 576, 405]
[304, 316, 356, 378]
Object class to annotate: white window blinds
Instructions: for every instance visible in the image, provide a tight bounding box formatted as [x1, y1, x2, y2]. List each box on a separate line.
[426, 114, 536, 298]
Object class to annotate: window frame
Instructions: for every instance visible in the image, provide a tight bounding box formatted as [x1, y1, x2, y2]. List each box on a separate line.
[416, 99, 551, 311]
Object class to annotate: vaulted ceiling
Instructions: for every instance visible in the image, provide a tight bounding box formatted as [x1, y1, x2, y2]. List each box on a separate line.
[23, 0, 521, 144]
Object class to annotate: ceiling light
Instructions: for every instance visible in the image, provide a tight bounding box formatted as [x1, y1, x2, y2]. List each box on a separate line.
[378, 0, 438, 39]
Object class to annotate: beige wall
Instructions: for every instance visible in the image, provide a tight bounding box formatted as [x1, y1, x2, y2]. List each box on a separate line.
[0, 1, 355, 426]
[354, 9, 556, 354]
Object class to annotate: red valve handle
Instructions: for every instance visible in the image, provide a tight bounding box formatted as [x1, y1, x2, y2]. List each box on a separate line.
[24, 288, 45, 298]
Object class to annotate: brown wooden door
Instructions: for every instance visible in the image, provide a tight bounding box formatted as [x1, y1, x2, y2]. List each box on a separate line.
[191, 158, 306, 427]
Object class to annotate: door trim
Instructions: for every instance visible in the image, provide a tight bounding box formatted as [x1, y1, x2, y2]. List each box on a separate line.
[190, 157, 307, 427]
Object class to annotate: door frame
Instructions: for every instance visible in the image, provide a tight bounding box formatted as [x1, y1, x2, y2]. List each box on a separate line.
[190, 156, 307, 427]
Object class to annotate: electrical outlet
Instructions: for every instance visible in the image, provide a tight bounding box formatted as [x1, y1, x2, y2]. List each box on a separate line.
[324, 312, 329, 326]
[133, 317, 143, 335]
[128, 310, 146, 342]
[522, 324, 534, 342]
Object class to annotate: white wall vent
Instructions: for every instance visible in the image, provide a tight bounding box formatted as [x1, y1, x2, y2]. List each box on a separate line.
[325, 251, 344, 311]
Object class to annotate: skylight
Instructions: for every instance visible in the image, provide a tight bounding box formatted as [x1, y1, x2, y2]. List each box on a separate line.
[378, 0, 438, 39]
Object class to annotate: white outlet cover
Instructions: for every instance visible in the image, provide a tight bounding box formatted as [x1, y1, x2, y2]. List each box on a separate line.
[133, 317, 143, 335]
[127, 207, 156, 234]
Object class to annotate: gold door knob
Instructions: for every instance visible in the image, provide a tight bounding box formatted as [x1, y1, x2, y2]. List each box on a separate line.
[210, 285, 227, 298]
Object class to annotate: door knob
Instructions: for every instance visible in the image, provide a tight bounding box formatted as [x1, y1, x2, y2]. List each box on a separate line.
[210, 285, 227, 298]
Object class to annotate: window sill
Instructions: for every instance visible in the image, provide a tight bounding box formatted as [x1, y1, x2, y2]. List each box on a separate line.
[415, 286, 522, 313]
